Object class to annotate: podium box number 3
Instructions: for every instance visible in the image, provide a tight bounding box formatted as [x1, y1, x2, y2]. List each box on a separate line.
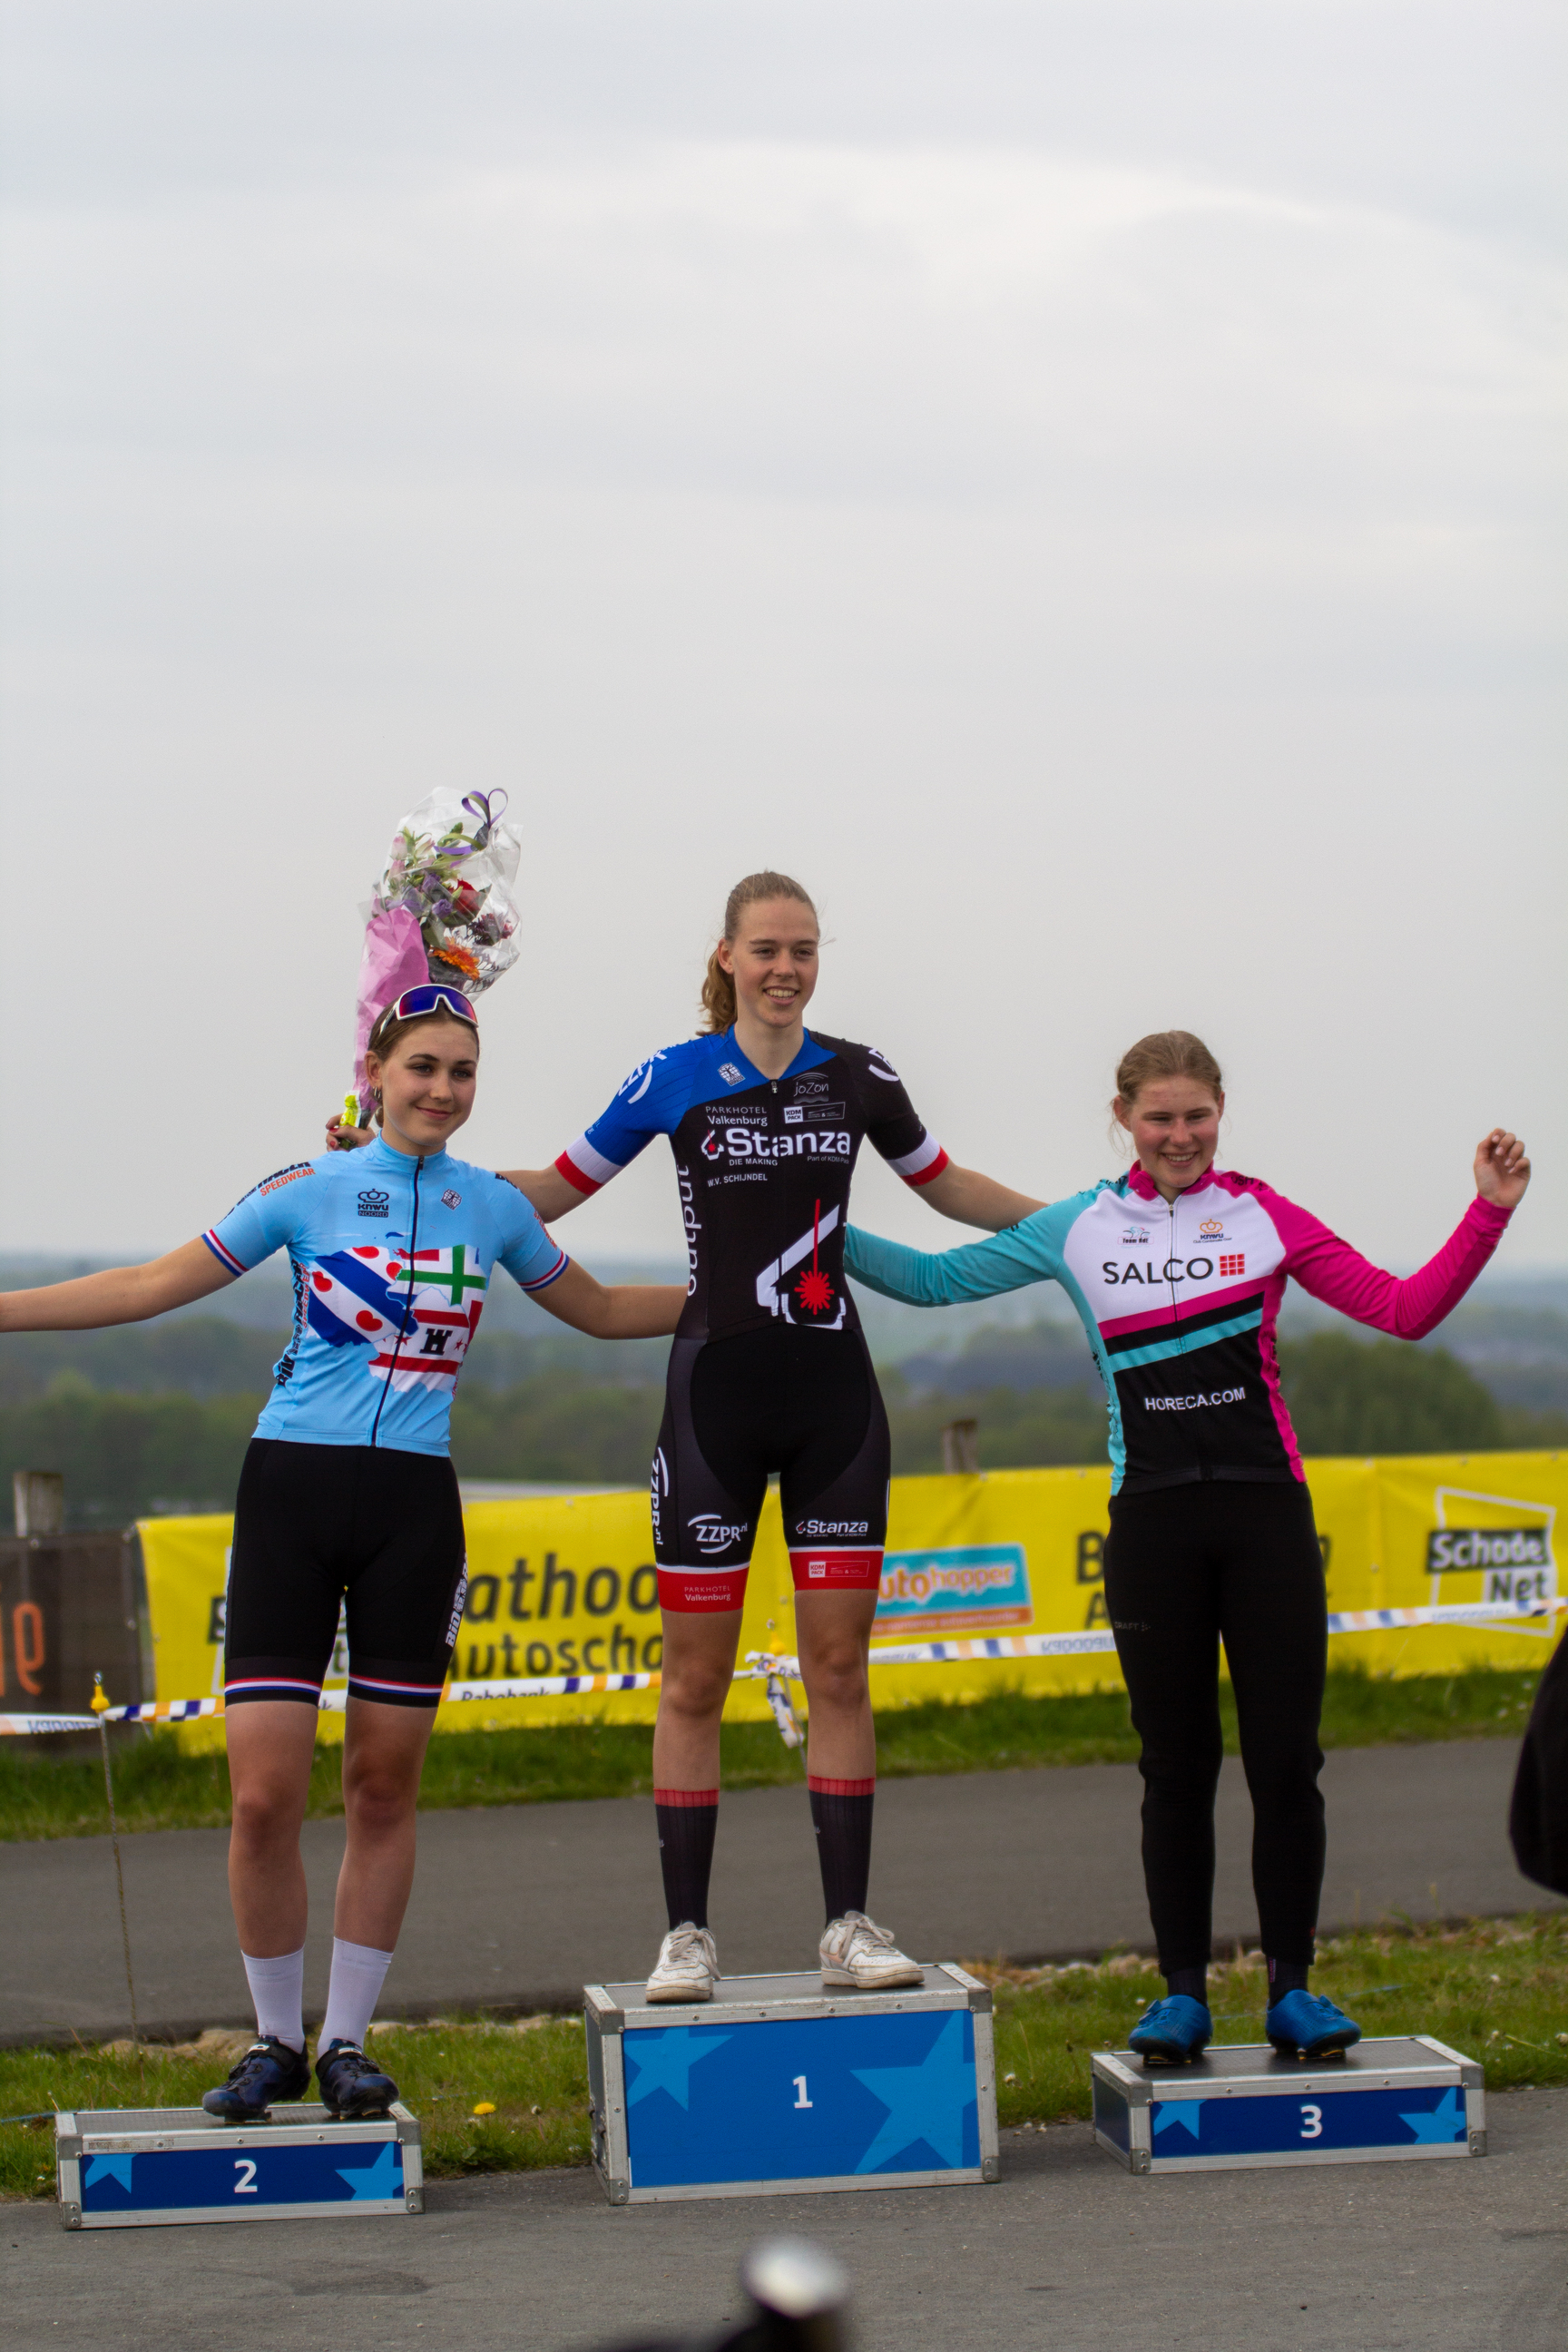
[585, 1965, 999, 2204]
[1093, 2036, 1485, 2176]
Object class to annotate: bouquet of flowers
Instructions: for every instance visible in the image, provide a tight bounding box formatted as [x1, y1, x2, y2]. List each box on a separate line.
[347, 789, 522, 1126]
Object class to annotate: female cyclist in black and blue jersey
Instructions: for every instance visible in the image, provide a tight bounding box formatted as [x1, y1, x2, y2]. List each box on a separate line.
[845, 1027, 1531, 2064]
[2, 986, 681, 2122]
[344, 874, 1041, 2004]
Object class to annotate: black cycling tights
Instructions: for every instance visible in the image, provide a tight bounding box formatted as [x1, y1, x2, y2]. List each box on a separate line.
[1103, 1480, 1328, 1974]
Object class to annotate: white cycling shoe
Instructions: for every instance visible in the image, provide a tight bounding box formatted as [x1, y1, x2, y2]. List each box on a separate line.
[819, 1911, 924, 1991]
[645, 1923, 720, 2004]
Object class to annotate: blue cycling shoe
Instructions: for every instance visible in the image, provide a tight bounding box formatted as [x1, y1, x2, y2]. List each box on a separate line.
[316, 2038, 399, 2119]
[1128, 1995, 1212, 2067]
[1267, 1990, 1362, 2060]
[201, 2035, 311, 2122]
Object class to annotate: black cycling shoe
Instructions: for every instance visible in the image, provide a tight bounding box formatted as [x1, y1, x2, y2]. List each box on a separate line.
[201, 2035, 311, 2123]
[316, 2038, 399, 2119]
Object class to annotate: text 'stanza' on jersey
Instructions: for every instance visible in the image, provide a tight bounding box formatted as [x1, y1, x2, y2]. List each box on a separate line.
[202, 1140, 567, 1455]
[846, 1167, 1513, 1496]
[554, 1029, 947, 1346]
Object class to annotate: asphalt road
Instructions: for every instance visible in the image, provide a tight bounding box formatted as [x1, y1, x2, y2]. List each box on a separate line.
[7, 2090, 1566, 2352]
[2, 1738, 1558, 2044]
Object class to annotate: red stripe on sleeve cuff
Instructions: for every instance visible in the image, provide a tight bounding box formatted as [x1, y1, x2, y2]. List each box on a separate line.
[520, 1249, 571, 1292]
[901, 1146, 950, 1189]
[554, 1150, 602, 1196]
[201, 1230, 247, 1278]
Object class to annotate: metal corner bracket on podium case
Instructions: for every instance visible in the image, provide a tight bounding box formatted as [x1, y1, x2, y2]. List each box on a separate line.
[1092, 2035, 1485, 2177]
[585, 1964, 999, 2204]
[54, 2102, 424, 2229]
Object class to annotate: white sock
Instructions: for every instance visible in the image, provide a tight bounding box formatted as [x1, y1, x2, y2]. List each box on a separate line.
[241, 1947, 306, 2053]
[320, 1937, 395, 2052]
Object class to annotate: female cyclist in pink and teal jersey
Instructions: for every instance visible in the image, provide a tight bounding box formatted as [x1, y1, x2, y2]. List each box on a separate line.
[3, 986, 682, 2123]
[844, 1029, 1531, 2064]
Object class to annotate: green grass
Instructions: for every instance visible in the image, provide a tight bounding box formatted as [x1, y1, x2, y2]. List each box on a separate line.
[0, 2017, 593, 2201]
[989, 1912, 1568, 2131]
[5, 1916, 1564, 2200]
[0, 1665, 1543, 1842]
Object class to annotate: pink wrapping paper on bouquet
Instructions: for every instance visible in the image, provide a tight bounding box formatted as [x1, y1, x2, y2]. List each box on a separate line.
[351, 905, 432, 1125]
[347, 789, 521, 1127]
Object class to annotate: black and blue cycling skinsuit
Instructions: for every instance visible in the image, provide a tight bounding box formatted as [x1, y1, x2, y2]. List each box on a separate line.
[554, 1027, 949, 1613]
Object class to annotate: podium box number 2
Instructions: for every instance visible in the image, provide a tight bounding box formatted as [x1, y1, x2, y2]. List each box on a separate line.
[584, 1965, 998, 2204]
[55, 2103, 423, 2228]
[1093, 2035, 1485, 2177]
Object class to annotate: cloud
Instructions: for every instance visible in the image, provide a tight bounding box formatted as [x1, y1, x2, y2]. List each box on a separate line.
[0, 10, 1563, 1268]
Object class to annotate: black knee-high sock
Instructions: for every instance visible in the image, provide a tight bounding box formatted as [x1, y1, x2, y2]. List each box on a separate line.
[1268, 1956, 1310, 1999]
[808, 1776, 875, 1923]
[654, 1788, 719, 1930]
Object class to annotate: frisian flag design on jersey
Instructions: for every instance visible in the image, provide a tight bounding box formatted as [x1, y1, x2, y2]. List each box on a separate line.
[304, 1242, 489, 1391]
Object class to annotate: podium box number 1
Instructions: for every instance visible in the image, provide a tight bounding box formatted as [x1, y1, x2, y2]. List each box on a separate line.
[584, 1965, 999, 2204]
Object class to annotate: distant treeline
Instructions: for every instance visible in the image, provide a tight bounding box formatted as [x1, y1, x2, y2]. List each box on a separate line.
[1, 1316, 1563, 1527]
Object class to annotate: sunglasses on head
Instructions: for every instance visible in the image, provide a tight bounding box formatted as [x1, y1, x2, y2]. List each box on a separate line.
[373, 984, 479, 1036]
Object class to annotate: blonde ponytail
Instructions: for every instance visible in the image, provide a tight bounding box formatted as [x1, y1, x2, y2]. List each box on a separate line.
[700, 871, 818, 1033]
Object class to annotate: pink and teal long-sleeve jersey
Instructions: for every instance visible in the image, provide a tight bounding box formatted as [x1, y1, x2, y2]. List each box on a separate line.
[844, 1167, 1513, 1496]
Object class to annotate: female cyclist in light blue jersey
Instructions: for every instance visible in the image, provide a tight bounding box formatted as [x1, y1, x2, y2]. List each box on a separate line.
[845, 1028, 1530, 2065]
[0, 985, 682, 2122]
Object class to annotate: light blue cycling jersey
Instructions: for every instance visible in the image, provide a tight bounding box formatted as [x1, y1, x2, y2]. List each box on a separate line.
[202, 1140, 568, 1455]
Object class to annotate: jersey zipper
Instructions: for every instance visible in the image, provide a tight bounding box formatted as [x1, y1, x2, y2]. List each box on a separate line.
[1168, 1187, 1212, 1480]
[368, 1155, 422, 1448]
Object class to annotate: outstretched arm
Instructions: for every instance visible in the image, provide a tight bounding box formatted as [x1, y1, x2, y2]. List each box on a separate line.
[497, 1165, 592, 1221]
[917, 1162, 1044, 1231]
[526, 1261, 685, 1340]
[845, 1210, 1062, 1308]
[0, 1240, 236, 1332]
[1276, 1130, 1530, 1340]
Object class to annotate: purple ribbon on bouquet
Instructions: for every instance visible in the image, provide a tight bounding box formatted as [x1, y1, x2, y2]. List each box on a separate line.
[461, 789, 509, 848]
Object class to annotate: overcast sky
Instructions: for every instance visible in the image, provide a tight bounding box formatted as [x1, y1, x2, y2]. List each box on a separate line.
[2, 1, 1563, 1279]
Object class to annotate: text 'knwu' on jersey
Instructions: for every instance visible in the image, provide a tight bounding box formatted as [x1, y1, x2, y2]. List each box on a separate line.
[202, 1139, 567, 1455]
[554, 1028, 948, 1345]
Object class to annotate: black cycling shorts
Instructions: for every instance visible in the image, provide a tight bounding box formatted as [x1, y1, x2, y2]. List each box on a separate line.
[650, 1326, 890, 1612]
[224, 1438, 467, 1709]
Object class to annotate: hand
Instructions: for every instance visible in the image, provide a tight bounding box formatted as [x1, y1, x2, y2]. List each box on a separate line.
[1475, 1129, 1530, 1211]
[326, 1114, 374, 1153]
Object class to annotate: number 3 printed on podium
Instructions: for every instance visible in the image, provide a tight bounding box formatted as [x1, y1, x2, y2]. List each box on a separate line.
[1299, 2104, 1323, 2140]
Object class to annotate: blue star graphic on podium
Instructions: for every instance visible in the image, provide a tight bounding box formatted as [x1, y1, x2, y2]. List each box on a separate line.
[851, 2011, 972, 2171]
[1400, 2088, 1464, 2144]
[625, 2029, 732, 2111]
[336, 2141, 403, 2199]
[1152, 2101, 1206, 2141]
[83, 2151, 135, 2193]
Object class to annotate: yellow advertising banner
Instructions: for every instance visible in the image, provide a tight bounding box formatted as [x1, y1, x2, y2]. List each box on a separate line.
[137, 1450, 1564, 1752]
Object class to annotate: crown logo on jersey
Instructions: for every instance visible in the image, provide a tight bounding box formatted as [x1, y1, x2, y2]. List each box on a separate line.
[357, 1189, 390, 1218]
